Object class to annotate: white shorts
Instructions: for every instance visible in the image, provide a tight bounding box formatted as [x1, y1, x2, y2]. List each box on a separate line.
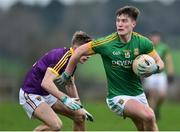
[143, 72, 168, 91]
[19, 88, 57, 118]
[106, 93, 148, 117]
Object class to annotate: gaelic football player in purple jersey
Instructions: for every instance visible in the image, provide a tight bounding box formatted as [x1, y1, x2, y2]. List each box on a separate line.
[19, 31, 94, 131]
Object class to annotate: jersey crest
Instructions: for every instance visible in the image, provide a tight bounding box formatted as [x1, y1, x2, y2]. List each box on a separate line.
[134, 48, 139, 56]
[123, 50, 131, 58]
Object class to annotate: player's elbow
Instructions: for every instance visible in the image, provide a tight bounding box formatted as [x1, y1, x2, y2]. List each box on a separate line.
[156, 57, 164, 72]
[41, 79, 47, 89]
[41, 78, 52, 90]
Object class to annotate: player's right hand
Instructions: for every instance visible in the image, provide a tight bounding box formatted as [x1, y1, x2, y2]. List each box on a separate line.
[138, 63, 159, 76]
[82, 108, 94, 122]
[54, 71, 71, 89]
[60, 96, 82, 111]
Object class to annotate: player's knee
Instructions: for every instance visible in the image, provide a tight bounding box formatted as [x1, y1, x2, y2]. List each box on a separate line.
[74, 114, 85, 123]
[144, 109, 156, 123]
[50, 120, 62, 131]
[73, 111, 85, 123]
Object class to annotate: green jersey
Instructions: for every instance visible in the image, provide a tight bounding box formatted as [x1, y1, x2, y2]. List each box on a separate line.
[91, 32, 154, 98]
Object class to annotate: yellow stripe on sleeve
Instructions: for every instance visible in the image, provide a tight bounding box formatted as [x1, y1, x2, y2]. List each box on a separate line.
[55, 58, 69, 72]
[48, 67, 59, 76]
[54, 55, 71, 72]
[70, 47, 74, 54]
[92, 34, 118, 48]
[53, 51, 70, 70]
[87, 42, 95, 54]
[133, 32, 145, 38]
[53, 51, 71, 72]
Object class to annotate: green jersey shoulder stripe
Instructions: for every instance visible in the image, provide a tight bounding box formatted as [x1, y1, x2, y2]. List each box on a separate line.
[92, 32, 118, 48]
[133, 32, 146, 39]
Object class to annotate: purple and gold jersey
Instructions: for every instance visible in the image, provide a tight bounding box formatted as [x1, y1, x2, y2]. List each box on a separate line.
[22, 47, 74, 95]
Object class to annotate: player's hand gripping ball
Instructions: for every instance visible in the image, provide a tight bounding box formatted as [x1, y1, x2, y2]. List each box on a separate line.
[132, 54, 157, 77]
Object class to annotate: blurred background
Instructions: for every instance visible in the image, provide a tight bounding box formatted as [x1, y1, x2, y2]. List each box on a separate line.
[0, 0, 180, 131]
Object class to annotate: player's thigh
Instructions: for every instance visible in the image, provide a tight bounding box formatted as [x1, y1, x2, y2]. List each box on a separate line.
[124, 99, 154, 120]
[34, 102, 62, 126]
[52, 100, 84, 120]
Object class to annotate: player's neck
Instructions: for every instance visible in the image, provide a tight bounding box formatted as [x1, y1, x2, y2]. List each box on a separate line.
[119, 32, 132, 43]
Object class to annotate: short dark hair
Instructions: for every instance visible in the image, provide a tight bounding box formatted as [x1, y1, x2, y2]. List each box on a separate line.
[116, 6, 140, 21]
[71, 31, 92, 46]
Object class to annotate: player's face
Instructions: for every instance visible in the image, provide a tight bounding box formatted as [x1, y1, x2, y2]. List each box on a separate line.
[116, 14, 136, 36]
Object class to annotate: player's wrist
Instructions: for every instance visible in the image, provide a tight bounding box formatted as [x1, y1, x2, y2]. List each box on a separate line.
[62, 71, 71, 80]
[60, 95, 66, 101]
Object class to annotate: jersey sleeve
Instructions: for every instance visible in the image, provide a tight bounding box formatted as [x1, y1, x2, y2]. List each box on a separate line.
[91, 32, 118, 54]
[91, 37, 106, 54]
[48, 50, 72, 76]
[140, 37, 154, 54]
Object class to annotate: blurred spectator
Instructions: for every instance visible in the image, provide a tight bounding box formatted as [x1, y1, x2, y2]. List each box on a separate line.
[143, 31, 174, 120]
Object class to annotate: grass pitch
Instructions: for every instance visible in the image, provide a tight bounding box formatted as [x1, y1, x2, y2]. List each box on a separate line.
[0, 101, 180, 131]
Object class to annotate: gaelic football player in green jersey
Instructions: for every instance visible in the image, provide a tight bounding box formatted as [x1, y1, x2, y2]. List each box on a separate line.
[143, 31, 174, 120]
[55, 6, 164, 131]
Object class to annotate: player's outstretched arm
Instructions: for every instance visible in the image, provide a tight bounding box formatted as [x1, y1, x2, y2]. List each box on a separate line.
[66, 42, 95, 76]
[54, 42, 95, 87]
